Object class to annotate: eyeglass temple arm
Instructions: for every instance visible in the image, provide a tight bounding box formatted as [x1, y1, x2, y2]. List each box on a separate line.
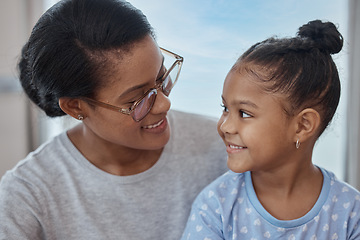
[160, 47, 184, 62]
[80, 97, 132, 114]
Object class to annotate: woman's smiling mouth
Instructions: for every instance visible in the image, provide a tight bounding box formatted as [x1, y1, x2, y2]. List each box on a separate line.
[143, 119, 164, 129]
[141, 117, 169, 134]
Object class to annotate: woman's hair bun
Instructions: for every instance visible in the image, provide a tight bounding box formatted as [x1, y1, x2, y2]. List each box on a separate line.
[297, 19, 343, 54]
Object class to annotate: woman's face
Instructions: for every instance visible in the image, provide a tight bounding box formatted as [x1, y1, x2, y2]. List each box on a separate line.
[82, 35, 171, 151]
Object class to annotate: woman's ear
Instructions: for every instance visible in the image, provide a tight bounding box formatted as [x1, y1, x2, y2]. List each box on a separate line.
[294, 108, 321, 143]
[59, 97, 86, 120]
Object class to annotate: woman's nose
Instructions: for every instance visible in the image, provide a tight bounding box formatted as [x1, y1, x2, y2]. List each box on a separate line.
[150, 90, 171, 115]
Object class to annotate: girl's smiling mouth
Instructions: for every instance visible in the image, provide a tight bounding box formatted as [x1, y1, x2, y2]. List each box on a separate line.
[226, 143, 247, 154]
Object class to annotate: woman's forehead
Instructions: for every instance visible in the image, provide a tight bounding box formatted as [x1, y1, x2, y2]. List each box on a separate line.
[94, 37, 163, 95]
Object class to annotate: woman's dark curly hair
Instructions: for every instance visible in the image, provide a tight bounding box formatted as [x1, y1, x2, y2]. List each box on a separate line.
[18, 0, 154, 117]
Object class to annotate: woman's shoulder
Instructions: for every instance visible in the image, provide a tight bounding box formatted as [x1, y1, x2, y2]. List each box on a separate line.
[1, 132, 70, 187]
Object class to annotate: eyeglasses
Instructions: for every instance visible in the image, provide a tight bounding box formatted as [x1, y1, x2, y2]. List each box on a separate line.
[81, 47, 183, 122]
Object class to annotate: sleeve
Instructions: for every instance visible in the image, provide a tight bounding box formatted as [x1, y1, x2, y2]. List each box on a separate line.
[349, 219, 360, 240]
[181, 189, 224, 240]
[349, 205, 360, 240]
[0, 172, 44, 240]
[346, 190, 360, 240]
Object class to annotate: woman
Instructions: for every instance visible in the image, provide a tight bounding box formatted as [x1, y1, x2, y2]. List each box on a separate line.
[0, 0, 227, 239]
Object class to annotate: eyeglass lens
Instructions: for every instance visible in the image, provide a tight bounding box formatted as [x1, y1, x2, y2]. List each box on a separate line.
[131, 62, 179, 121]
[132, 89, 158, 121]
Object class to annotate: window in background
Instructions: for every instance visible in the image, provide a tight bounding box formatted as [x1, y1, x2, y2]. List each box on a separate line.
[43, 0, 348, 180]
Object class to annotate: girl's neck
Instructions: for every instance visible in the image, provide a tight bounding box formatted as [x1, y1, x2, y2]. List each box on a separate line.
[251, 162, 323, 220]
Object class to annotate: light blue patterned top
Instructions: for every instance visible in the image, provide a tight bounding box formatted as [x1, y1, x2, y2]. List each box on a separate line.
[182, 168, 360, 240]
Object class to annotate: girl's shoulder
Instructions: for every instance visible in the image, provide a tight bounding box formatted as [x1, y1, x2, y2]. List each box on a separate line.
[320, 167, 360, 217]
[195, 171, 246, 203]
[322, 167, 360, 198]
[205, 170, 245, 189]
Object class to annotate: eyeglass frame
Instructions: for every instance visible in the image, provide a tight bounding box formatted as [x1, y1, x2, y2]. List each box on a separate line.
[80, 47, 184, 122]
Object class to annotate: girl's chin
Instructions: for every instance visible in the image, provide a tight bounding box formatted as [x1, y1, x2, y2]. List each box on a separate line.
[227, 158, 249, 173]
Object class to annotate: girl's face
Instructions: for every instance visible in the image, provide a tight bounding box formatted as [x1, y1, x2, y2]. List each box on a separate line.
[217, 68, 297, 173]
[82, 35, 171, 151]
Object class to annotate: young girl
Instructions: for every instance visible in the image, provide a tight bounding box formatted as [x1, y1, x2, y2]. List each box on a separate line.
[181, 20, 360, 239]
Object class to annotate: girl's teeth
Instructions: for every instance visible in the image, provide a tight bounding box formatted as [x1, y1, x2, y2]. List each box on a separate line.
[230, 145, 244, 149]
[144, 119, 163, 129]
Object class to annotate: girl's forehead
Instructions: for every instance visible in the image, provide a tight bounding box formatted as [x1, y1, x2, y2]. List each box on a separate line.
[234, 61, 274, 81]
[223, 71, 263, 102]
[225, 67, 265, 90]
[224, 68, 290, 107]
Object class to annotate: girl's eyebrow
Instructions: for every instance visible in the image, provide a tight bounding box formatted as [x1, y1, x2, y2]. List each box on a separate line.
[238, 100, 258, 109]
[119, 56, 165, 98]
[221, 95, 258, 109]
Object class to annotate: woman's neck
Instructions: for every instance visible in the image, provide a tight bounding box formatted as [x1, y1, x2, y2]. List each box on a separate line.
[67, 124, 163, 176]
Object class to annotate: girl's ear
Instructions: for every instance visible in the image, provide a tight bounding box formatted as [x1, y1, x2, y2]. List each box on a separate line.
[59, 97, 86, 120]
[294, 108, 321, 143]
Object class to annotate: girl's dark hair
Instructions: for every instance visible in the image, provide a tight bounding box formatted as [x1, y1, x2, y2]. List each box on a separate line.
[235, 20, 343, 136]
[19, 0, 154, 117]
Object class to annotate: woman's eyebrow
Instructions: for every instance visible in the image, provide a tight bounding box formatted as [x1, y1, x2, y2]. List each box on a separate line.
[119, 83, 148, 99]
[155, 56, 165, 79]
[119, 55, 165, 98]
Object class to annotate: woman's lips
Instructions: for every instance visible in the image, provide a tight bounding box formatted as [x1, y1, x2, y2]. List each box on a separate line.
[142, 117, 168, 133]
[143, 119, 164, 129]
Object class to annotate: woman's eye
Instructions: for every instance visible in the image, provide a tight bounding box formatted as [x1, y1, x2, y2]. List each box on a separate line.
[220, 104, 228, 112]
[240, 110, 252, 118]
[124, 99, 137, 108]
[156, 67, 166, 83]
[156, 75, 165, 84]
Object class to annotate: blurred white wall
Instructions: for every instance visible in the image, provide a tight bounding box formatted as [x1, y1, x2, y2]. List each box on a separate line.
[0, 93, 28, 177]
[0, 0, 44, 177]
[346, 0, 360, 190]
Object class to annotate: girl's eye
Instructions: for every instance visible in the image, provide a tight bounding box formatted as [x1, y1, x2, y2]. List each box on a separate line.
[240, 110, 252, 118]
[220, 104, 228, 113]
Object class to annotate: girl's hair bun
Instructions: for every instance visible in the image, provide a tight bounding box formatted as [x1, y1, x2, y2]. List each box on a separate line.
[297, 20, 343, 54]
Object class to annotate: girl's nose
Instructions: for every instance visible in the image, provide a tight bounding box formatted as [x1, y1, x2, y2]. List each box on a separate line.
[219, 114, 238, 135]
